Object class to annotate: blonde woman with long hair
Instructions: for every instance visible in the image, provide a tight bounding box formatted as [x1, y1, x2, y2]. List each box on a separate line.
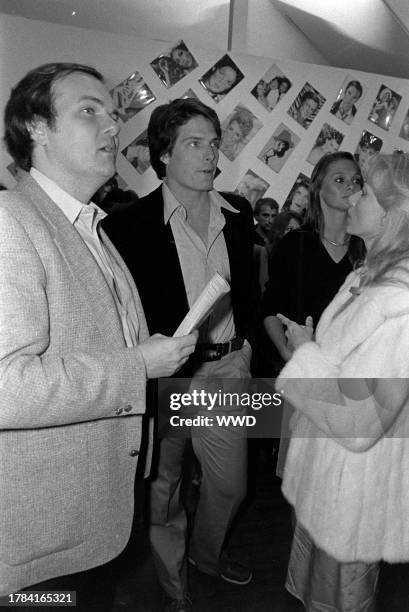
[276, 152, 409, 611]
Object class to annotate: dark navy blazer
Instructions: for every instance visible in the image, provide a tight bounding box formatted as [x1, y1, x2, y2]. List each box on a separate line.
[103, 185, 256, 346]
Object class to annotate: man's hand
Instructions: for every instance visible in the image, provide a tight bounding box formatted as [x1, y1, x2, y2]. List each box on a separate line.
[139, 331, 198, 378]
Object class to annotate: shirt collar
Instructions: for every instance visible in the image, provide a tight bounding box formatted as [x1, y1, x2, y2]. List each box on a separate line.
[30, 167, 106, 225]
[162, 181, 238, 225]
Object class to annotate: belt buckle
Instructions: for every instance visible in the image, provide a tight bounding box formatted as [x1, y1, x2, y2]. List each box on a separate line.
[208, 344, 223, 361]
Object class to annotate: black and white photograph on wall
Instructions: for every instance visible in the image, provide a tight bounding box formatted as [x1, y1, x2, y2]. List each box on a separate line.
[258, 124, 299, 173]
[281, 173, 310, 218]
[234, 169, 269, 209]
[354, 130, 383, 178]
[220, 105, 262, 161]
[287, 83, 325, 129]
[330, 76, 365, 125]
[250, 64, 292, 112]
[122, 130, 151, 175]
[399, 109, 409, 141]
[198, 54, 244, 103]
[150, 40, 198, 88]
[307, 123, 344, 166]
[368, 85, 401, 131]
[110, 71, 156, 122]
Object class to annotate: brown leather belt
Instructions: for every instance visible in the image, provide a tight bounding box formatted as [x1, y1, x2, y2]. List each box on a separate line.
[194, 337, 245, 362]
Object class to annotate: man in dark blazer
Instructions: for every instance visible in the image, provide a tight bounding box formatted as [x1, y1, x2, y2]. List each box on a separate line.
[103, 98, 256, 612]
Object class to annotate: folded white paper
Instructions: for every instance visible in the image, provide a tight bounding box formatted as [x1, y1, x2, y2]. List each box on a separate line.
[173, 272, 230, 337]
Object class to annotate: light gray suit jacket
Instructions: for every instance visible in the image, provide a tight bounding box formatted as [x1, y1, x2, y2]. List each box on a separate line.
[0, 174, 150, 595]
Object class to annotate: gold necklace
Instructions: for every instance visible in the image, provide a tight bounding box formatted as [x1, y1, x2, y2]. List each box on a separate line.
[322, 235, 349, 247]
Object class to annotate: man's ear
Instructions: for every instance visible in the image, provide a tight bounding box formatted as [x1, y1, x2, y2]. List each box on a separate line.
[26, 117, 48, 146]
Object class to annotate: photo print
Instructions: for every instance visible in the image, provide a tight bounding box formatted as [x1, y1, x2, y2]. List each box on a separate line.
[122, 129, 151, 175]
[354, 130, 383, 178]
[198, 54, 244, 103]
[234, 170, 269, 209]
[110, 71, 155, 122]
[150, 40, 198, 88]
[250, 64, 292, 112]
[288, 83, 325, 129]
[399, 109, 409, 141]
[220, 105, 262, 161]
[258, 123, 300, 173]
[330, 76, 365, 125]
[281, 173, 310, 218]
[368, 85, 401, 131]
[307, 123, 344, 166]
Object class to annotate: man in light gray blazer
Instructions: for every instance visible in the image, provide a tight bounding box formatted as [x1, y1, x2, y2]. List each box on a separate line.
[0, 63, 197, 608]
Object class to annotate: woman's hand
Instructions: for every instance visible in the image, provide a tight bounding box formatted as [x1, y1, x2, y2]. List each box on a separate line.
[276, 314, 313, 351]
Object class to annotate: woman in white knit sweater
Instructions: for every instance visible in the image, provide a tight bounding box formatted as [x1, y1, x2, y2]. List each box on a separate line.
[276, 152, 409, 611]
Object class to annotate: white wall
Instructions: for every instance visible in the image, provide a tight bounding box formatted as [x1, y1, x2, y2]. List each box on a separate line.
[1, 13, 409, 206]
[246, 0, 328, 64]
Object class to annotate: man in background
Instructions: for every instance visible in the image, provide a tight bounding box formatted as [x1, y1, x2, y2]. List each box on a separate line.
[253, 197, 279, 247]
[0, 63, 196, 609]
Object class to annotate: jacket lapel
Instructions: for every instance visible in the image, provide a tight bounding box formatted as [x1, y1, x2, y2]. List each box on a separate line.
[221, 206, 242, 287]
[18, 175, 126, 346]
[100, 228, 149, 341]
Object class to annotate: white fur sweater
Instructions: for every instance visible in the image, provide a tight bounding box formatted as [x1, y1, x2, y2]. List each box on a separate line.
[277, 268, 409, 563]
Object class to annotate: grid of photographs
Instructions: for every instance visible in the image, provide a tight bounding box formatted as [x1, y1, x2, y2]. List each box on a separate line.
[71, 39, 408, 210]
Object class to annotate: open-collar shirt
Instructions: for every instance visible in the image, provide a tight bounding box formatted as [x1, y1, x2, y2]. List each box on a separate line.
[30, 167, 139, 347]
[163, 181, 237, 343]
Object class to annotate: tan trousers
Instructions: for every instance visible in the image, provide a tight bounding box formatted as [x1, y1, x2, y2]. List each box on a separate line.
[149, 345, 251, 599]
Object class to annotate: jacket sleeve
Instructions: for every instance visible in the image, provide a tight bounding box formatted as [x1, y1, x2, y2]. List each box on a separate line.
[0, 208, 147, 430]
[276, 296, 409, 451]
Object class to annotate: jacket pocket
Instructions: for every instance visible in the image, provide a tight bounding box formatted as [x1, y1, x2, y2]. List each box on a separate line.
[0, 426, 91, 565]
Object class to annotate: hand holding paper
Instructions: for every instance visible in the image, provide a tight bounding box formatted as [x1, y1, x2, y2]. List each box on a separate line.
[173, 273, 230, 337]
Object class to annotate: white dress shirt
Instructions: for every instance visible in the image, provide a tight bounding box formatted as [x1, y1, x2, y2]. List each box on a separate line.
[30, 168, 139, 347]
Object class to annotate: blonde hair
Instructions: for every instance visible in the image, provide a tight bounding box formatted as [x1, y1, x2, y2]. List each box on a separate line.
[362, 152, 409, 288]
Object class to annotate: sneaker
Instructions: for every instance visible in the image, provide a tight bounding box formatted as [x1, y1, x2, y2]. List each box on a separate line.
[189, 556, 252, 585]
[163, 595, 192, 612]
[219, 559, 253, 585]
